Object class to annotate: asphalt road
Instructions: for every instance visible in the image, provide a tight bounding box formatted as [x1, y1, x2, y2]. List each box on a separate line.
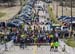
[4, 45, 65, 54]
[4, 39, 75, 54]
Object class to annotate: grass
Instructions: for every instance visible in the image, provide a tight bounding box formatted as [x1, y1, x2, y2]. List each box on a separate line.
[47, 5, 58, 23]
[65, 38, 75, 47]
[0, 12, 6, 18]
[21, 0, 27, 6]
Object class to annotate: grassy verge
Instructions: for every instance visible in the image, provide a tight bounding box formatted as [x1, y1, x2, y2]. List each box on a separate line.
[65, 38, 75, 47]
[0, 12, 6, 18]
[48, 5, 58, 23]
[21, 0, 27, 6]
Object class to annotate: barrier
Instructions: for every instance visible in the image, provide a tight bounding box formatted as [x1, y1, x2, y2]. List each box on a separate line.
[0, 40, 14, 54]
[26, 43, 50, 46]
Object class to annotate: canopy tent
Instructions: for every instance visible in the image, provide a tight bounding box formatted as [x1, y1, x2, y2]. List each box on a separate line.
[52, 24, 60, 27]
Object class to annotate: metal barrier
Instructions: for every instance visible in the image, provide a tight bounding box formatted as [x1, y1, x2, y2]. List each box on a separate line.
[26, 43, 50, 46]
[0, 40, 14, 54]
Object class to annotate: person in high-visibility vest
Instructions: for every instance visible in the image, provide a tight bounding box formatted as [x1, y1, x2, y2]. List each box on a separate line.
[54, 41, 59, 48]
[54, 41, 60, 51]
[50, 41, 54, 51]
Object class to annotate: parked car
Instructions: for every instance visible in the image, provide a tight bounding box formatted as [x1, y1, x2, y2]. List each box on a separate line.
[63, 17, 75, 23]
[58, 16, 69, 21]
[7, 19, 24, 27]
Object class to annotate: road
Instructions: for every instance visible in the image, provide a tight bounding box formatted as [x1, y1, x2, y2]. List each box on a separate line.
[3, 39, 75, 54]
[4, 45, 65, 54]
[4, 39, 75, 54]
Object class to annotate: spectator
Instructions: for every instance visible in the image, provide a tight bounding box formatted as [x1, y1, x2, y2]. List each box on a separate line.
[50, 34, 54, 42]
[11, 35, 16, 45]
[20, 38, 25, 49]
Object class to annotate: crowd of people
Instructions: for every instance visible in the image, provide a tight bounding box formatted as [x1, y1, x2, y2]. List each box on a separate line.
[0, 19, 60, 51]
[0, 13, 65, 54]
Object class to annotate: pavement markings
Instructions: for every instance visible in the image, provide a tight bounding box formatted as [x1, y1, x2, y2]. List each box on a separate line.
[33, 45, 37, 54]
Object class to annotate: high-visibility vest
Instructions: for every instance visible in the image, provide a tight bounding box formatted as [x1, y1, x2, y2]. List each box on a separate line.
[54, 42, 59, 47]
[50, 42, 54, 47]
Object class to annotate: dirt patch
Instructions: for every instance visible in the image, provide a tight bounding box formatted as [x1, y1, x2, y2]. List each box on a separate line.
[0, 6, 21, 22]
[0, 12, 6, 18]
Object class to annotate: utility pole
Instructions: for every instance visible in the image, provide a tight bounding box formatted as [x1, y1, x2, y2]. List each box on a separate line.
[56, 0, 58, 18]
[70, 0, 73, 37]
[62, 0, 63, 16]
[65, 0, 67, 15]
